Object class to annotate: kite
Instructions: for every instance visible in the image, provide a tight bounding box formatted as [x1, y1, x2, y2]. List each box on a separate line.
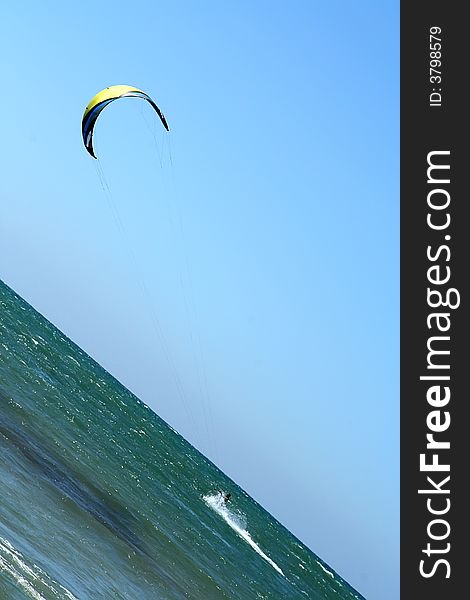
[82, 85, 169, 158]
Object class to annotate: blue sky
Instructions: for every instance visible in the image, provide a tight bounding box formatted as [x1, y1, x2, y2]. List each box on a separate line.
[1, 2, 398, 598]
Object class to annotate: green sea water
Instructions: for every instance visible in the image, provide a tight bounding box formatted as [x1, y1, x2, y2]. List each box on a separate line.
[0, 280, 365, 599]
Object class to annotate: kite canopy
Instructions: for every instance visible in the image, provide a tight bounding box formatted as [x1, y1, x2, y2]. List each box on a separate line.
[82, 85, 169, 158]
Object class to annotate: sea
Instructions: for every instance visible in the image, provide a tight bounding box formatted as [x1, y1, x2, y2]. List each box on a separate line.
[0, 279, 365, 599]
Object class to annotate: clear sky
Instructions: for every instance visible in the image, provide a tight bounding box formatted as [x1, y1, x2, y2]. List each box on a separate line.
[1, 2, 398, 598]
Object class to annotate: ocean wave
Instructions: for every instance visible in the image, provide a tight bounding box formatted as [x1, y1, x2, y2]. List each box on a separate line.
[0, 536, 78, 600]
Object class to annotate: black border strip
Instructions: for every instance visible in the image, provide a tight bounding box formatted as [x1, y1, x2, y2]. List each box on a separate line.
[401, 4, 467, 597]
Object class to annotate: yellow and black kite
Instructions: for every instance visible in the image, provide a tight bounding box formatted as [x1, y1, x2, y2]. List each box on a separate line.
[82, 85, 169, 158]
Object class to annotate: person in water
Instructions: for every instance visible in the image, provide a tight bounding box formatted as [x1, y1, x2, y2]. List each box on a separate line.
[219, 491, 231, 503]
